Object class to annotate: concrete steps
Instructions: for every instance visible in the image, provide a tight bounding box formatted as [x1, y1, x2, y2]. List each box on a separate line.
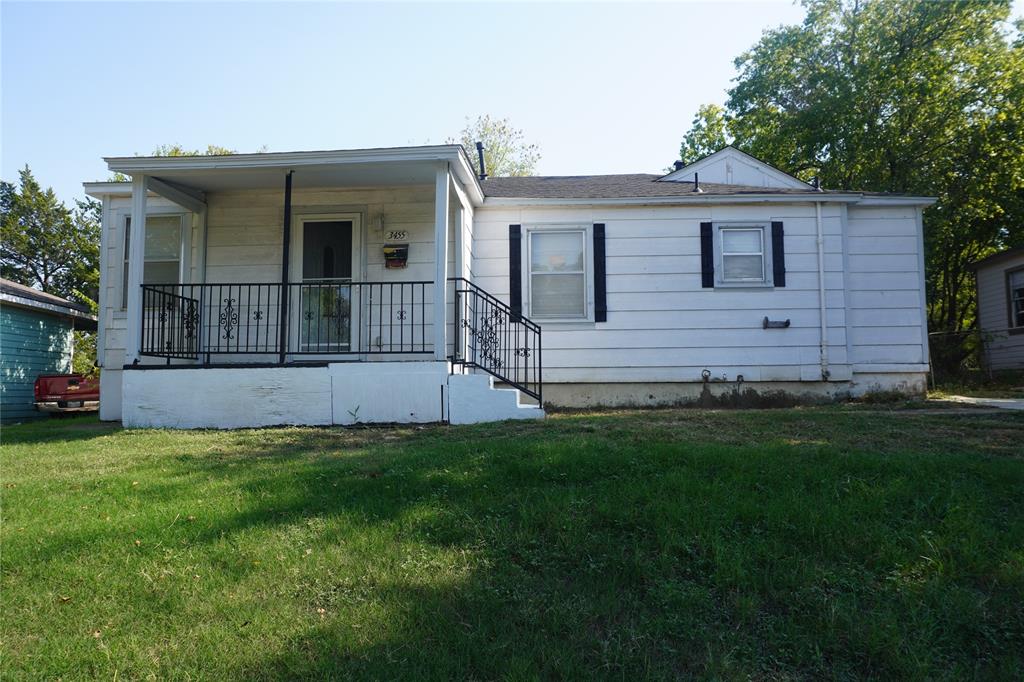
[447, 373, 545, 425]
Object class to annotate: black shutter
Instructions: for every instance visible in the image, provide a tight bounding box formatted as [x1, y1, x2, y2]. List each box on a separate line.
[593, 223, 607, 322]
[509, 224, 522, 316]
[771, 221, 786, 287]
[700, 222, 714, 288]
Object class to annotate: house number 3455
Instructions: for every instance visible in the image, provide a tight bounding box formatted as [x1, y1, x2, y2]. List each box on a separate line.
[386, 230, 408, 240]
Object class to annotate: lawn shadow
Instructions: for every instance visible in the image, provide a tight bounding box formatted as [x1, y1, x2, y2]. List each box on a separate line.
[2, 414, 119, 445]
[8, 410, 1024, 679]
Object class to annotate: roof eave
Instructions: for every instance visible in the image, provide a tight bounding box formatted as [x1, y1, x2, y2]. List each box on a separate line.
[482, 193, 869, 206]
[102, 144, 484, 206]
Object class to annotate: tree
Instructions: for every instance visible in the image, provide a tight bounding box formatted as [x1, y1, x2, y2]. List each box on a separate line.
[1, 166, 99, 302]
[676, 0, 1024, 368]
[678, 104, 732, 166]
[448, 115, 540, 177]
[110, 144, 238, 181]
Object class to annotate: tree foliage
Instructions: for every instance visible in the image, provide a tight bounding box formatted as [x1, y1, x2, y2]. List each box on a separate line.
[1, 166, 99, 304]
[678, 104, 732, 166]
[110, 144, 238, 181]
[449, 115, 540, 177]
[676, 0, 1024, 360]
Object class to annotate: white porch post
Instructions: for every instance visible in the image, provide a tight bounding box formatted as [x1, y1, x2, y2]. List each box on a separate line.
[433, 162, 450, 361]
[126, 175, 148, 365]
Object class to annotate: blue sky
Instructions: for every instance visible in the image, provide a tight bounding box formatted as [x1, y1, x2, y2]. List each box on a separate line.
[2, 1, 1019, 205]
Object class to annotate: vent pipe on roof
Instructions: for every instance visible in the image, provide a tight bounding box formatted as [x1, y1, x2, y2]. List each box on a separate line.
[475, 141, 487, 181]
[812, 176, 822, 191]
[693, 172, 703, 193]
[673, 160, 685, 171]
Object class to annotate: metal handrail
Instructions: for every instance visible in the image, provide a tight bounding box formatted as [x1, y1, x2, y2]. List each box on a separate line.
[448, 277, 543, 403]
[139, 278, 544, 404]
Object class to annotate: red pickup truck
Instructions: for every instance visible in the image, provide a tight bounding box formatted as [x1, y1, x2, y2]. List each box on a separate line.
[34, 374, 100, 414]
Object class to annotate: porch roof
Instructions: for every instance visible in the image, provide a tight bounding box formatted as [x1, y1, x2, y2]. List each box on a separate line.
[96, 144, 484, 205]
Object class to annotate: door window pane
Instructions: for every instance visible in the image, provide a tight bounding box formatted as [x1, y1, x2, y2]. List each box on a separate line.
[303, 221, 352, 280]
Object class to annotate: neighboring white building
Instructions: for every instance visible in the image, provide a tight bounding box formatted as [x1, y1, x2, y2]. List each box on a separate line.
[971, 247, 1024, 371]
[85, 145, 935, 428]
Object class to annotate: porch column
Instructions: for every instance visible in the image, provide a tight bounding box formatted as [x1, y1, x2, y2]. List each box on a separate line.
[278, 171, 294, 364]
[433, 162, 450, 361]
[125, 174, 148, 365]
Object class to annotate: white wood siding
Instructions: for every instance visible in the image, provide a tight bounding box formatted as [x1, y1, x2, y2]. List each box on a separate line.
[473, 203, 853, 383]
[99, 195, 187, 370]
[844, 205, 929, 370]
[975, 252, 1024, 370]
[473, 200, 929, 385]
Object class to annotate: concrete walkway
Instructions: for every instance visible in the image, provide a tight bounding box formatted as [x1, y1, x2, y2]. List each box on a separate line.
[945, 395, 1024, 411]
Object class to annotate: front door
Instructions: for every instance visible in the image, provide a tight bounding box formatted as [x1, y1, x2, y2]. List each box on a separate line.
[291, 214, 361, 354]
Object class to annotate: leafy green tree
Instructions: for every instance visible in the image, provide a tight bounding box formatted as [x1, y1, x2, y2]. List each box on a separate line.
[110, 144, 239, 181]
[1, 166, 99, 302]
[449, 115, 540, 177]
[676, 0, 1024, 368]
[678, 104, 732, 166]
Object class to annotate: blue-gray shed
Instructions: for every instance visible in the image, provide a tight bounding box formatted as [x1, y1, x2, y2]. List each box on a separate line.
[1, 279, 97, 423]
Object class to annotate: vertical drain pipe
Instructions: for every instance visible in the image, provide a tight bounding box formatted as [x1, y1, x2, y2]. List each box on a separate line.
[816, 200, 830, 380]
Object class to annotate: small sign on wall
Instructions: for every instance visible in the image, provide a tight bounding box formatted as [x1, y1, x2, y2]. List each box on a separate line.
[385, 230, 408, 241]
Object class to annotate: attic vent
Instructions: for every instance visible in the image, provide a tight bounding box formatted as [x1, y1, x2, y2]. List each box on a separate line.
[673, 160, 685, 171]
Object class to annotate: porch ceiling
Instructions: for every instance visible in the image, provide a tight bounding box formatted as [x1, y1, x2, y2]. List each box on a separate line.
[139, 161, 439, 193]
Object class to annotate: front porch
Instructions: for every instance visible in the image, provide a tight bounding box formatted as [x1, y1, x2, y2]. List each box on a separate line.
[92, 145, 542, 425]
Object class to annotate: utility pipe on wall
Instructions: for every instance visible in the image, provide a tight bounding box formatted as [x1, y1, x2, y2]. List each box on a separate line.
[815, 201, 830, 380]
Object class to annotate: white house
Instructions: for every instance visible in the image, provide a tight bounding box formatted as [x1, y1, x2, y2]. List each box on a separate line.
[84, 145, 935, 428]
[971, 247, 1024, 370]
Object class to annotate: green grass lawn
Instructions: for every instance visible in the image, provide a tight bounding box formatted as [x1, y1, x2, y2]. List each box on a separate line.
[3, 407, 1023, 680]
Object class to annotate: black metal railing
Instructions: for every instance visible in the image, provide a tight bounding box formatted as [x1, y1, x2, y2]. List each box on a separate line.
[140, 281, 434, 362]
[141, 286, 202, 360]
[450, 277, 542, 403]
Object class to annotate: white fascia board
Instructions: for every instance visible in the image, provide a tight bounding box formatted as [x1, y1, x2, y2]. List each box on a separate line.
[104, 144, 485, 207]
[83, 181, 137, 198]
[104, 145, 465, 171]
[483, 193, 867, 207]
[450, 147, 485, 206]
[0, 292, 97, 323]
[854, 196, 938, 206]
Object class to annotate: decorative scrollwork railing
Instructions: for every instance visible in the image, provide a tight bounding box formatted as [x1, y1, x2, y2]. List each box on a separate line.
[140, 281, 433, 363]
[449, 277, 542, 403]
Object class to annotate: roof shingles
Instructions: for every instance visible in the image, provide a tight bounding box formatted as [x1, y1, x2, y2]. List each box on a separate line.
[481, 174, 830, 199]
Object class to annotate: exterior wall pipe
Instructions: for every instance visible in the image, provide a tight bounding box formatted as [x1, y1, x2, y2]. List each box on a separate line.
[816, 200, 830, 380]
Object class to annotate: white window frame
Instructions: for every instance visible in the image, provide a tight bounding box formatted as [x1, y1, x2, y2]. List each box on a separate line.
[117, 209, 191, 311]
[524, 224, 594, 323]
[713, 222, 774, 288]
